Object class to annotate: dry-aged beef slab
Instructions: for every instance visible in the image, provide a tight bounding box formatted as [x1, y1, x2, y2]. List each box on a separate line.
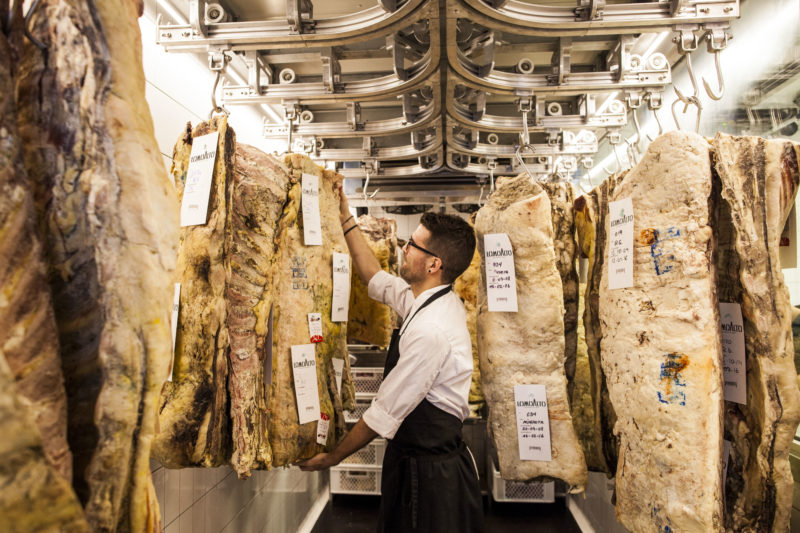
[226, 144, 292, 478]
[454, 241, 484, 405]
[0, 353, 89, 533]
[540, 181, 579, 402]
[476, 175, 587, 490]
[267, 154, 354, 466]
[711, 133, 800, 532]
[15, 0, 179, 530]
[573, 174, 623, 475]
[0, 17, 71, 482]
[348, 214, 398, 347]
[155, 118, 233, 468]
[599, 132, 723, 532]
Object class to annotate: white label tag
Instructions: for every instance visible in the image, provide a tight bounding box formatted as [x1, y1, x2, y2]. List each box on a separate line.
[722, 439, 732, 489]
[308, 313, 323, 343]
[608, 197, 634, 289]
[316, 413, 330, 445]
[484, 233, 518, 312]
[180, 131, 219, 227]
[301, 173, 323, 246]
[720, 302, 746, 404]
[333, 358, 344, 395]
[331, 252, 351, 322]
[168, 283, 181, 382]
[291, 344, 320, 425]
[514, 384, 552, 461]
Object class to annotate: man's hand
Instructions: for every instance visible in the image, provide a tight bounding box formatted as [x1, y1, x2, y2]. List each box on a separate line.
[297, 452, 337, 472]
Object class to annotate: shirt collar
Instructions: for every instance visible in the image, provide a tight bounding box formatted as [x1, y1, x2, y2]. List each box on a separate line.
[413, 283, 451, 305]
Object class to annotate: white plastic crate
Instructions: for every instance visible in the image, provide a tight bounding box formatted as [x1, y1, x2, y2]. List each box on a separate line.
[488, 459, 555, 503]
[344, 393, 374, 423]
[351, 367, 384, 394]
[330, 465, 382, 495]
[341, 438, 386, 467]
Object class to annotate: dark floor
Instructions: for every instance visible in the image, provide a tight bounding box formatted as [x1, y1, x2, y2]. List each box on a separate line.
[311, 494, 581, 533]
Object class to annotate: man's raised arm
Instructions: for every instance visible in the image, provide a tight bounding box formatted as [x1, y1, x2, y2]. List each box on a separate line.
[339, 184, 381, 285]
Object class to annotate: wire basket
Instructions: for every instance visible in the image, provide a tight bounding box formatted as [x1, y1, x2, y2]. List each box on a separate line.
[344, 394, 374, 424]
[351, 367, 384, 394]
[341, 438, 386, 467]
[488, 458, 555, 503]
[331, 466, 382, 495]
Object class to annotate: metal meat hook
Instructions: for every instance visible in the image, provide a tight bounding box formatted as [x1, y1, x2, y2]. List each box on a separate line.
[702, 47, 725, 101]
[208, 70, 230, 120]
[602, 141, 624, 175]
[24, 0, 47, 51]
[646, 102, 664, 143]
[515, 144, 536, 180]
[362, 165, 379, 212]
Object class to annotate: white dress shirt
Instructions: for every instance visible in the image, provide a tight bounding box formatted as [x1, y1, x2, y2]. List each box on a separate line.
[361, 270, 473, 440]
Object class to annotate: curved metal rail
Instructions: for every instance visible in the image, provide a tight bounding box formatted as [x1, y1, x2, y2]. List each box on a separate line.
[447, 18, 671, 94]
[262, 79, 442, 138]
[309, 128, 443, 161]
[157, 0, 430, 51]
[446, 74, 627, 132]
[459, 0, 739, 35]
[337, 148, 445, 178]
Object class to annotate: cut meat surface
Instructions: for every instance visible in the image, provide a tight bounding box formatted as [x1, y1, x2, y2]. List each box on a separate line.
[0, 14, 71, 482]
[15, 1, 179, 530]
[154, 118, 233, 469]
[476, 175, 587, 490]
[0, 353, 89, 533]
[712, 133, 800, 532]
[348, 215, 398, 347]
[540, 181, 579, 402]
[574, 174, 623, 475]
[226, 144, 292, 478]
[599, 131, 723, 532]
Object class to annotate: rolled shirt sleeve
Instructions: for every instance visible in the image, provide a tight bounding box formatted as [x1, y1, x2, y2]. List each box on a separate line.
[367, 270, 414, 318]
[361, 323, 450, 439]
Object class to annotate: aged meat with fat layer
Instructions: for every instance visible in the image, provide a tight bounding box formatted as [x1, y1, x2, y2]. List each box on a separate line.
[454, 238, 484, 405]
[599, 131, 723, 532]
[476, 175, 587, 490]
[712, 133, 800, 532]
[154, 118, 233, 469]
[267, 154, 354, 466]
[348, 215, 398, 347]
[15, 0, 179, 530]
[0, 10, 71, 482]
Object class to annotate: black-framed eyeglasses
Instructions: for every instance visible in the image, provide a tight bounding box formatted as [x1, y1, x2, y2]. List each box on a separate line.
[405, 236, 439, 258]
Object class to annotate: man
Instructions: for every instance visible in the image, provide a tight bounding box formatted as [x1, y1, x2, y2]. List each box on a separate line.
[298, 187, 484, 533]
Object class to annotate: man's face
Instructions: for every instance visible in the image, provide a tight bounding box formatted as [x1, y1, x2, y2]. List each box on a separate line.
[400, 225, 437, 283]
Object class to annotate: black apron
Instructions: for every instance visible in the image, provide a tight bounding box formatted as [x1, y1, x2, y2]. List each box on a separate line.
[377, 286, 484, 533]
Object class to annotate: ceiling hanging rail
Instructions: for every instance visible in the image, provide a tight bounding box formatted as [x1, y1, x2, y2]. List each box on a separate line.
[157, 0, 426, 51]
[456, 0, 740, 34]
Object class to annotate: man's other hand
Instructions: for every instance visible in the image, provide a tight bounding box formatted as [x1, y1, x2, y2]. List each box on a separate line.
[297, 453, 337, 471]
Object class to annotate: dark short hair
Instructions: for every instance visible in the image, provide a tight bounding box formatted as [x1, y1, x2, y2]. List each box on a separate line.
[420, 212, 476, 284]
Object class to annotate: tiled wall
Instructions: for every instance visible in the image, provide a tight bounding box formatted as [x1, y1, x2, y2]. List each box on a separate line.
[151, 459, 327, 533]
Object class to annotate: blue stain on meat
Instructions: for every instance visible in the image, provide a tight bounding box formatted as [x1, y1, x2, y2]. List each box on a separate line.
[657, 353, 689, 406]
[649, 227, 682, 276]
